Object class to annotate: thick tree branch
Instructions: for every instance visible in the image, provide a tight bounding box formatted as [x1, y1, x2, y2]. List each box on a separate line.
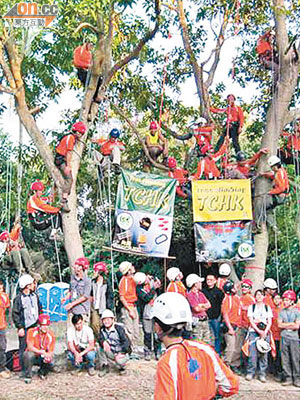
[283, 109, 300, 126]
[111, 103, 169, 172]
[0, 84, 15, 95]
[274, 0, 289, 64]
[74, 23, 99, 35]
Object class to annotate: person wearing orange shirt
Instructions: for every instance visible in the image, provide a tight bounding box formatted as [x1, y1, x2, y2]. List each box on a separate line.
[256, 30, 279, 73]
[0, 219, 33, 272]
[190, 142, 227, 180]
[27, 181, 62, 240]
[166, 267, 186, 297]
[217, 263, 232, 291]
[167, 157, 191, 199]
[279, 119, 300, 175]
[0, 280, 10, 379]
[23, 314, 58, 383]
[263, 278, 278, 312]
[221, 280, 242, 374]
[211, 94, 244, 155]
[269, 294, 283, 380]
[54, 121, 87, 212]
[118, 261, 140, 358]
[225, 148, 269, 179]
[152, 292, 239, 400]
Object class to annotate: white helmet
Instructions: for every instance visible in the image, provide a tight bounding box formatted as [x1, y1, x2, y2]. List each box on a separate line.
[268, 155, 281, 167]
[133, 272, 146, 285]
[197, 117, 207, 126]
[19, 274, 34, 290]
[166, 267, 181, 282]
[119, 261, 132, 275]
[101, 309, 115, 319]
[186, 273, 204, 288]
[150, 292, 192, 325]
[219, 263, 231, 277]
[256, 338, 271, 354]
[264, 278, 278, 290]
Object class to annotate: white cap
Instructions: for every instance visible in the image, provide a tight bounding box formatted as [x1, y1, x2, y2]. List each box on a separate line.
[101, 309, 115, 319]
[256, 338, 271, 353]
[219, 263, 231, 277]
[263, 278, 278, 289]
[119, 261, 132, 275]
[19, 274, 34, 290]
[268, 155, 281, 167]
[133, 272, 146, 285]
[186, 273, 204, 288]
[150, 292, 192, 325]
[166, 267, 181, 282]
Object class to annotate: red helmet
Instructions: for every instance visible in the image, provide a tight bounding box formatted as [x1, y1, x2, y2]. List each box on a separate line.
[282, 290, 296, 302]
[168, 157, 177, 168]
[241, 278, 253, 287]
[31, 181, 45, 192]
[149, 121, 158, 130]
[74, 257, 90, 270]
[38, 314, 50, 326]
[72, 121, 87, 134]
[93, 262, 108, 274]
[0, 231, 9, 242]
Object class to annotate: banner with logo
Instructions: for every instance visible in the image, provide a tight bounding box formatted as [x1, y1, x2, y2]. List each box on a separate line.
[192, 179, 253, 222]
[112, 170, 177, 258]
[194, 221, 254, 262]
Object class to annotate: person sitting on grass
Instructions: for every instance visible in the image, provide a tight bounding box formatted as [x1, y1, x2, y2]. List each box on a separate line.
[98, 309, 131, 377]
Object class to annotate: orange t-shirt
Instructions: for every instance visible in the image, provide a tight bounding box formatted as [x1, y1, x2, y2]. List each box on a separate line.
[221, 294, 241, 327]
[0, 293, 10, 330]
[55, 135, 76, 157]
[73, 44, 92, 70]
[154, 340, 239, 400]
[269, 167, 289, 195]
[263, 294, 275, 311]
[26, 326, 56, 353]
[100, 139, 125, 156]
[240, 294, 255, 329]
[27, 194, 60, 215]
[119, 276, 137, 305]
[166, 281, 187, 297]
[270, 305, 282, 341]
[168, 168, 188, 185]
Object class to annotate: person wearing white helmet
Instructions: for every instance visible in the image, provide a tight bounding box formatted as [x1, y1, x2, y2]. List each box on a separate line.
[263, 278, 278, 310]
[12, 274, 42, 376]
[98, 309, 131, 376]
[151, 292, 239, 400]
[217, 262, 232, 291]
[186, 274, 211, 344]
[118, 261, 140, 358]
[244, 289, 273, 383]
[166, 267, 186, 297]
[255, 155, 289, 230]
[135, 272, 161, 361]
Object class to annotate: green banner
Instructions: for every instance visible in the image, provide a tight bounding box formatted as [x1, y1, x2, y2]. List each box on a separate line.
[116, 170, 177, 216]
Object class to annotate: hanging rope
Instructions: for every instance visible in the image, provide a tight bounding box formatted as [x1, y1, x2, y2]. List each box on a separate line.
[107, 162, 116, 313]
[283, 206, 294, 289]
[273, 209, 280, 289]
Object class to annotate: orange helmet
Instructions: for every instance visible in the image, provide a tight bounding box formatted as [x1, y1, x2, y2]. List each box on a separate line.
[72, 121, 87, 134]
[74, 257, 90, 270]
[31, 181, 45, 191]
[93, 262, 108, 275]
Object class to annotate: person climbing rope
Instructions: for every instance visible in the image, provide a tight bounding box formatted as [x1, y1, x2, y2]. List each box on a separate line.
[0, 218, 33, 272]
[256, 30, 279, 72]
[26, 181, 62, 240]
[279, 119, 300, 175]
[211, 94, 244, 155]
[145, 121, 168, 168]
[190, 140, 228, 180]
[225, 148, 269, 179]
[73, 43, 102, 104]
[167, 157, 191, 199]
[93, 128, 125, 176]
[54, 121, 87, 213]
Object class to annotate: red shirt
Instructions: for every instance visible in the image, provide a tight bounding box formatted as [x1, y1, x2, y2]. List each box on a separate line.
[100, 139, 125, 156]
[221, 294, 241, 327]
[193, 143, 227, 180]
[119, 276, 137, 305]
[0, 293, 10, 330]
[26, 326, 56, 353]
[256, 36, 272, 55]
[73, 44, 92, 70]
[211, 105, 244, 128]
[240, 294, 255, 328]
[56, 135, 76, 157]
[270, 305, 282, 341]
[287, 134, 300, 152]
[186, 290, 209, 319]
[267, 167, 289, 195]
[168, 168, 188, 185]
[27, 194, 60, 215]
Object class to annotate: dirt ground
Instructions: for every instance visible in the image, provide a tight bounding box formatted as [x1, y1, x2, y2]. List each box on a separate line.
[1, 360, 300, 400]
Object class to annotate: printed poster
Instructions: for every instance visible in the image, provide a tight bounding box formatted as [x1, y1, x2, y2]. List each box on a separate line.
[112, 170, 177, 258]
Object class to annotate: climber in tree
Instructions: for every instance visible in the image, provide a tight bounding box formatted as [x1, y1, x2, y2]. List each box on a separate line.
[54, 121, 87, 213]
[167, 157, 191, 199]
[27, 181, 62, 239]
[225, 148, 269, 179]
[279, 119, 300, 175]
[256, 30, 279, 72]
[92, 128, 125, 175]
[187, 118, 214, 157]
[211, 94, 244, 155]
[145, 121, 168, 167]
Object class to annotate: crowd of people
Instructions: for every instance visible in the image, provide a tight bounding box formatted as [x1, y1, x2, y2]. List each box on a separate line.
[0, 256, 298, 397]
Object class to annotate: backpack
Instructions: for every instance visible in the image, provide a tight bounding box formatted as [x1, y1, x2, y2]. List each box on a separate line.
[5, 349, 21, 372]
